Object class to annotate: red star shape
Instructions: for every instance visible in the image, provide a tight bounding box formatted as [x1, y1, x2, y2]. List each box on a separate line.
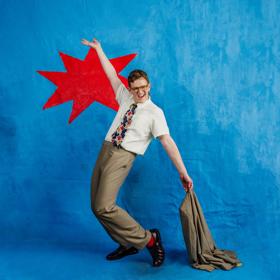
[37, 48, 136, 123]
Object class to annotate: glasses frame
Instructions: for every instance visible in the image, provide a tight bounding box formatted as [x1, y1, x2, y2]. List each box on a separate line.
[130, 84, 150, 93]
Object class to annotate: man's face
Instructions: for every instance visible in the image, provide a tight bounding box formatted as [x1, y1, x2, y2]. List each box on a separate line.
[128, 77, 151, 104]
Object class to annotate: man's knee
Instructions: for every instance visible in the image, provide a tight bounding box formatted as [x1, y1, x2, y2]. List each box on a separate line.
[91, 203, 116, 217]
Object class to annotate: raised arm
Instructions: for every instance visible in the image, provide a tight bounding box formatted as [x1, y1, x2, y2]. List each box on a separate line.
[158, 134, 193, 192]
[81, 38, 122, 93]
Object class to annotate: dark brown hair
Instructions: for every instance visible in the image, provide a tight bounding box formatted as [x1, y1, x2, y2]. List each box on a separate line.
[128, 69, 150, 86]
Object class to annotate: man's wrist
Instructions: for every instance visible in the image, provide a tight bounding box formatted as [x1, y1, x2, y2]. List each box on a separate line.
[179, 169, 188, 177]
[94, 45, 102, 53]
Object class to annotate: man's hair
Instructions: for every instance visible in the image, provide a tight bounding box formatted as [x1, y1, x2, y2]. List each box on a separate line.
[128, 69, 150, 86]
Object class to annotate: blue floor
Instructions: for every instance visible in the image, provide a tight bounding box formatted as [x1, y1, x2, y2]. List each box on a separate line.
[0, 238, 277, 280]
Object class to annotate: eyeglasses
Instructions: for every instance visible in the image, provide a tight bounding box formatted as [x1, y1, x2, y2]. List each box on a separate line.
[130, 84, 149, 93]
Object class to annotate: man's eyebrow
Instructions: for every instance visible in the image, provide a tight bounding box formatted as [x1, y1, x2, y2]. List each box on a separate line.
[131, 84, 149, 89]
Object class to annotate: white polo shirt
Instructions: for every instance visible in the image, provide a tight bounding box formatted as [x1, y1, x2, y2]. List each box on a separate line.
[104, 83, 170, 155]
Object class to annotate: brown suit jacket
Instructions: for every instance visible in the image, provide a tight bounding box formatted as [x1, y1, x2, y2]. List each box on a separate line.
[179, 190, 242, 271]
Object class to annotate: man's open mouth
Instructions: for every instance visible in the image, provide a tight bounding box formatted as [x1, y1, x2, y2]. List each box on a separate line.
[137, 93, 146, 98]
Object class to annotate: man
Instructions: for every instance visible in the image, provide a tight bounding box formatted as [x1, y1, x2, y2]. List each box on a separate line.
[81, 38, 193, 267]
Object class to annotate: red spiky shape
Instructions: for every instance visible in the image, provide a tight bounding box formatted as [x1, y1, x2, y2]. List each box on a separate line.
[37, 48, 136, 123]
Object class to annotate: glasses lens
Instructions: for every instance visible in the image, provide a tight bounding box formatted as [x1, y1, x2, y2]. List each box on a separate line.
[132, 85, 148, 92]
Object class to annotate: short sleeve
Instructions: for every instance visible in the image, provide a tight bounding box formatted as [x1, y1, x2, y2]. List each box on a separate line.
[116, 83, 131, 105]
[151, 109, 170, 139]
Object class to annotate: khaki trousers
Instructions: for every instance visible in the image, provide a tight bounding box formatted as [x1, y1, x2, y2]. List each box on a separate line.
[90, 140, 152, 250]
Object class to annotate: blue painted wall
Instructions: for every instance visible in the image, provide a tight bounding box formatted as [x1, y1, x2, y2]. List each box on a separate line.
[0, 0, 279, 279]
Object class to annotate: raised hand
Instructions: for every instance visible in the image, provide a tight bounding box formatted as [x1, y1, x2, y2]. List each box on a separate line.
[81, 38, 101, 50]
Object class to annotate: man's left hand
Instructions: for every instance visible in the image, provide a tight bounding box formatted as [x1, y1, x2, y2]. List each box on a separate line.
[180, 173, 193, 192]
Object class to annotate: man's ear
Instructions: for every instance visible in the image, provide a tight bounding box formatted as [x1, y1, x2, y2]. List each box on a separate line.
[127, 85, 132, 93]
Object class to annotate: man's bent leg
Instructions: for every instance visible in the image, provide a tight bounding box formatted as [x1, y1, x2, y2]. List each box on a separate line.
[90, 141, 123, 244]
[92, 144, 152, 250]
[94, 204, 152, 250]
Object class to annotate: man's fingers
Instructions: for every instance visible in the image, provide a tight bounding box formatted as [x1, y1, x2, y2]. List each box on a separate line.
[180, 176, 194, 192]
[187, 181, 193, 191]
[81, 39, 89, 45]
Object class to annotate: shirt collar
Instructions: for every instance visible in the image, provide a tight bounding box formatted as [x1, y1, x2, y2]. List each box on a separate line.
[129, 95, 152, 108]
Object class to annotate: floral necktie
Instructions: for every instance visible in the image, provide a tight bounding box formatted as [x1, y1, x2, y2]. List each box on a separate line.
[111, 103, 137, 148]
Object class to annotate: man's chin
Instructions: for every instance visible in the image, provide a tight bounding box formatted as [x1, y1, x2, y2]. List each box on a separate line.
[136, 97, 148, 103]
